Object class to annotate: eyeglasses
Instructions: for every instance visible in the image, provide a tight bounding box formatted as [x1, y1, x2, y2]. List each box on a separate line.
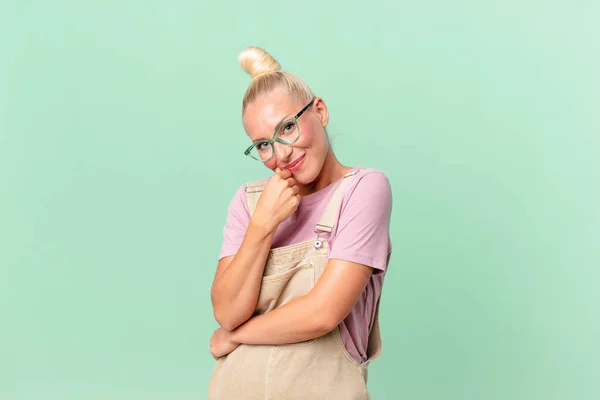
[244, 98, 315, 162]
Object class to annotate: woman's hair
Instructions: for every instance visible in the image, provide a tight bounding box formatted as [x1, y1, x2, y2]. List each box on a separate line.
[238, 46, 315, 113]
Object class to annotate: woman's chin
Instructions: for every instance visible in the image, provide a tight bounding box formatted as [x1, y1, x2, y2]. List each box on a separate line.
[293, 168, 318, 188]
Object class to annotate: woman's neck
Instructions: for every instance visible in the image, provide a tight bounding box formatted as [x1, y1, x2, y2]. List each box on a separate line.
[299, 150, 352, 196]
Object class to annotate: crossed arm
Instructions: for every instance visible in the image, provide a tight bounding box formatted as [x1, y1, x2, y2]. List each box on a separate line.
[210, 248, 373, 358]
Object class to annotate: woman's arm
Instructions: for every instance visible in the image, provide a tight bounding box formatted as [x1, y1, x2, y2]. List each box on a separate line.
[230, 259, 373, 344]
[210, 259, 373, 359]
[210, 220, 276, 331]
[211, 168, 300, 331]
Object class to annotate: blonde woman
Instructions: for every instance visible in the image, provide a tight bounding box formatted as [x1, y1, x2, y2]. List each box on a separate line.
[208, 46, 393, 399]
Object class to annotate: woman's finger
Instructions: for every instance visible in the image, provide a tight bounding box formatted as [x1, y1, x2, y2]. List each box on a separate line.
[277, 169, 292, 180]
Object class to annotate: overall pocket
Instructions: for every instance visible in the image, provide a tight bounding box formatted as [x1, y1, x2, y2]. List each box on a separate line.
[255, 261, 316, 315]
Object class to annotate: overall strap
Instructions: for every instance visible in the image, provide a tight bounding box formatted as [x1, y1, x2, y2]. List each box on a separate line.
[245, 180, 265, 217]
[315, 169, 360, 234]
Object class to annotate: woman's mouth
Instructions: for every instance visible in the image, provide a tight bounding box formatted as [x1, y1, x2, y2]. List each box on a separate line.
[284, 154, 306, 172]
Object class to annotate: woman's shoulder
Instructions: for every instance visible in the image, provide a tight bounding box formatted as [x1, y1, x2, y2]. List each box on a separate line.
[224, 181, 253, 218]
[348, 167, 392, 197]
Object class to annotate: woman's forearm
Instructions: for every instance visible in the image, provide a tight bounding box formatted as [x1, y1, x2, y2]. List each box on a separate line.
[230, 295, 332, 345]
[211, 219, 275, 330]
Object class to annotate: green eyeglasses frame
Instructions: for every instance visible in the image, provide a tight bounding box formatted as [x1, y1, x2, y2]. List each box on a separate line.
[244, 98, 316, 162]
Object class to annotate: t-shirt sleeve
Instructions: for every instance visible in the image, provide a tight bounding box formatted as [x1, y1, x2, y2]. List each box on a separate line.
[329, 171, 393, 273]
[218, 184, 251, 260]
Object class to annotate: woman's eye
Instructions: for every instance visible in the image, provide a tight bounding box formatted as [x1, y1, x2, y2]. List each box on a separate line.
[283, 123, 295, 133]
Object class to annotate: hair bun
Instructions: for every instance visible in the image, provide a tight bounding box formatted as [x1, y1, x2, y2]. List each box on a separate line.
[238, 46, 281, 79]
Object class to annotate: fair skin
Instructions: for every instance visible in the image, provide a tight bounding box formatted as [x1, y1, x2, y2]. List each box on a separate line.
[209, 87, 373, 359]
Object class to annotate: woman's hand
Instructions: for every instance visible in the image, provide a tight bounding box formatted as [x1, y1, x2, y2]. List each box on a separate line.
[251, 168, 301, 233]
[210, 327, 240, 360]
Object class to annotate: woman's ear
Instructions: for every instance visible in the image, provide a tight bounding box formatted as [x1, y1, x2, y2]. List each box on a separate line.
[314, 97, 329, 127]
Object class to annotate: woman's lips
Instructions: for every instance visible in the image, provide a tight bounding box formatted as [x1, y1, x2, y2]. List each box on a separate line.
[285, 154, 306, 172]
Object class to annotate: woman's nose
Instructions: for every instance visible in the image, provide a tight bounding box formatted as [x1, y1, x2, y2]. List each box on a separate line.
[273, 141, 292, 161]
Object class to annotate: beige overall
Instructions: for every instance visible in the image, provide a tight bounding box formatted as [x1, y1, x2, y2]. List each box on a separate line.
[208, 170, 382, 399]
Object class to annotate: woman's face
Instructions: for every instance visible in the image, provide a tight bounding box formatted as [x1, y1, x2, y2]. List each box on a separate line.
[243, 88, 330, 185]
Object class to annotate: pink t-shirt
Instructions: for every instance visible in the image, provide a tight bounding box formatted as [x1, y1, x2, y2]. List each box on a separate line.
[218, 167, 393, 363]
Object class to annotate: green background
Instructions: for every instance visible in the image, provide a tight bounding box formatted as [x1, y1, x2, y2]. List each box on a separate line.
[2, 1, 598, 399]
